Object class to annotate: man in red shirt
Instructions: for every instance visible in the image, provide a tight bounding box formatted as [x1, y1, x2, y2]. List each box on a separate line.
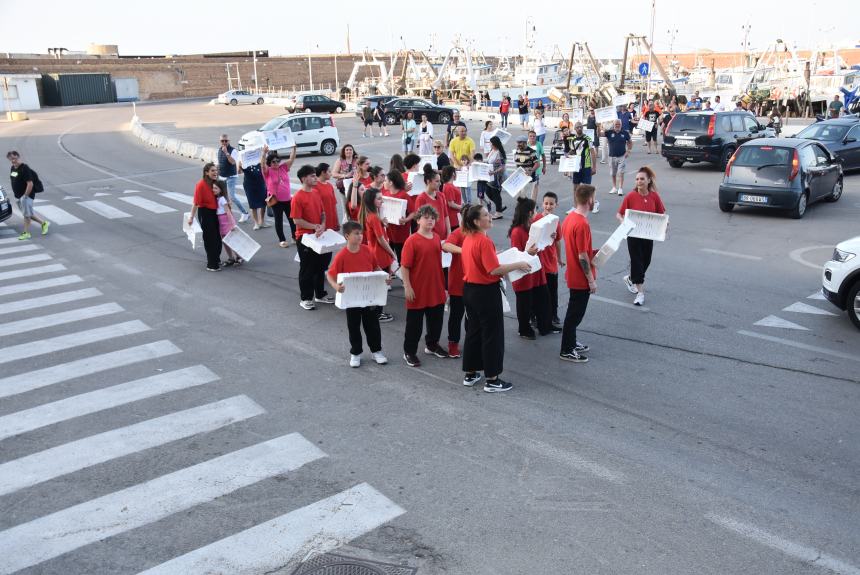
[559, 184, 597, 363]
[292, 165, 330, 310]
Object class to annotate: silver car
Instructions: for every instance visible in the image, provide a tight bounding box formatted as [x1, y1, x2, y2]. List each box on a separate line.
[217, 90, 265, 106]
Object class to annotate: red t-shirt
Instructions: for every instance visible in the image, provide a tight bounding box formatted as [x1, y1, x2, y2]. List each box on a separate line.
[562, 211, 596, 290]
[384, 188, 411, 244]
[444, 227, 466, 297]
[500, 100, 510, 114]
[509, 225, 546, 292]
[414, 191, 448, 239]
[532, 212, 560, 274]
[462, 232, 500, 285]
[314, 181, 339, 231]
[327, 244, 377, 281]
[193, 179, 218, 210]
[442, 182, 461, 230]
[618, 190, 666, 217]
[291, 189, 324, 238]
[401, 232, 446, 310]
[364, 212, 394, 270]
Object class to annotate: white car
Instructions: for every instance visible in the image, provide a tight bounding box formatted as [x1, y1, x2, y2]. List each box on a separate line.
[822, 235, 860, 329]
[238, 113, 339, 156]
[217, 90, 265, 106]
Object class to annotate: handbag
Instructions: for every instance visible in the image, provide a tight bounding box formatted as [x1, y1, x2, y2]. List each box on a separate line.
[265, 194, 278, 207]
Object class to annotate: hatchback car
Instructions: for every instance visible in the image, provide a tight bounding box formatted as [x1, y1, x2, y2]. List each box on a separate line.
[0, 184, 12, 223]
[217, 90, 265, 106]
[379, 98, 458, 126]
[822, 235, 860, 329]
[794, 118, 860, 171]
[718, 139, 843, 218]
[238, 113, 339, 157]
[287, 94, 346, 114]
[662, 111, 774, 169]
[354, 95, 398, 119]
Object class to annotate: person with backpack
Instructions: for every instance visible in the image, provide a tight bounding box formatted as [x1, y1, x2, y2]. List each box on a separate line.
[6, 151, 49, 240]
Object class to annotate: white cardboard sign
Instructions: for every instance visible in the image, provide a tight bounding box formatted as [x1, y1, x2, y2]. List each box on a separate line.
[612, 94, 635, 107]
[301, 229, 348, 254]
[240, 147, 262, 167]
[526, 213, 559, 251]
[570, 109, 585, 124]
[469, 162, 494, 182]
[493, 129, 512, 145]
[497, 247, 541, 283]
[407, 172, 426, 196]
[592, 219, 636, 268]
[419, 155, 437, 171]
[335, 271, 390, 309]
[584, 129, 595, 143]
[182, 212, 203, 250]
[595, 106, 617, 124]
[454, 169, 470, 188]
[263, 128, 295, 149]
[442, 250, 452, 269]
[380, 196, 407, 223]
[637, 119, 655, 132]
[223, 226, 262, 262]
[624, 209, 669, 242]
[558, 156, 581, 174]
[501, 168, 531, 198]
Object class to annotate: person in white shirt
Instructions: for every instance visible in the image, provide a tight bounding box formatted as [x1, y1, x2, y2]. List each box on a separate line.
[418, 114, 435, 155]
[479, 120, 495, 156]
[531, 109, 547, 145]
[712, 95, 727, 112]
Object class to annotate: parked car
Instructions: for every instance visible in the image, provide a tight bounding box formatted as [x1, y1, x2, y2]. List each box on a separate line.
[793, 118, 860, 171]
[662, 111, 775, 169]
[822, 235, 860, 329]
[379, 98, 459, 126]
[238, 113, 339, 157]
[287, 94, 346, 114]
[0, 184, 12, 224]
[354, 95, 398, 119]
[217, 90, 265, 106]
[718, 138, 843, 218]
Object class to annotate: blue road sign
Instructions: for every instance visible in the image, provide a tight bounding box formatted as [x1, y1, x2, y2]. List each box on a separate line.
[638, 62, 650, 76]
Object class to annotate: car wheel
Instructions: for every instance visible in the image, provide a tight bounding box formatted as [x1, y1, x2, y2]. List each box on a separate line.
[791, 191, 809, 219]
[230, 99, 238, 106]
[719, 201, 734, 213]
[256, 97, 264, 105]
[437, 113, 451, 124]
[847, 280, 860, 330]
[719, 147, 736, 171]
[334, 106, 343, 114]
[826, 177, 843, 202]
[668, 159, 684, 168]
[321, 139, 337, 156]
[384, 113, 397, 125]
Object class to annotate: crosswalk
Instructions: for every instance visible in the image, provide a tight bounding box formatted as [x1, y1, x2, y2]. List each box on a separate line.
[0, 243, 404, 573]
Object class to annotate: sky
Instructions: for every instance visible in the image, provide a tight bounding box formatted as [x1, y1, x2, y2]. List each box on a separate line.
[2, 0, 859, 60]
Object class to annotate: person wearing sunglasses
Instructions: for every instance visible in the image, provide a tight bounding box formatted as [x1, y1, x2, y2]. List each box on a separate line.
[217, 134, 250, 223]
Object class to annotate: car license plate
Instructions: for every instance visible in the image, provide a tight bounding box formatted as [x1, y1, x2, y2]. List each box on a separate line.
[739, 194, 768, 204]
[675, 139, 694, 147]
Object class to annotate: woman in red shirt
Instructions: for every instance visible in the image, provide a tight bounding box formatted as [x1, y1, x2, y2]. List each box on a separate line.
[460, 205, 531, 392]
[508, 198, 557, 339]
[616, 166, 666, 306]
[440, 165, 462, 231]
[346, 156, 372, 221]
[414, 166, 450, 240]
[442, 206, 468, 358]
[383, 170, 413, 262]
[499, 96, 511, 128]
[188, 162, 223, 272]
[359, 187, 397, 272]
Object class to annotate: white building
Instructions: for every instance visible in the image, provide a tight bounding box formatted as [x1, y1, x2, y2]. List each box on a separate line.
[0, 74, 42, 112]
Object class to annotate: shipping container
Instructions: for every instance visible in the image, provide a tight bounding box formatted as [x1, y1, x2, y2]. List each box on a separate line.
[113, 77, 139, 102]
[40, 73, 116, 106]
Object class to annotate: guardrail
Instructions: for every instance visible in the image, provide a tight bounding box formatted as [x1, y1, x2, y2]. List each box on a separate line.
[129, 115, 219, 163]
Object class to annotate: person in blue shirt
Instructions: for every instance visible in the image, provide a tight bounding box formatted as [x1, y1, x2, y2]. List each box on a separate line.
[687, 90, 702, 111]
[605, 119, 632, 205]
[617, 106, 633, 132]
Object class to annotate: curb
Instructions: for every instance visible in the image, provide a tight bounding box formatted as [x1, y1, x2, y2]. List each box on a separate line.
[130, 115, 218, 163]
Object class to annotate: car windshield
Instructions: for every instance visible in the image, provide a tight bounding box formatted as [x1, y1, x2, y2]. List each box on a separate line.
[796, 123, 850, 141]
[259, 117, 285, 131]
[669, 115, 710, 133]
[732, 145, 793, 167]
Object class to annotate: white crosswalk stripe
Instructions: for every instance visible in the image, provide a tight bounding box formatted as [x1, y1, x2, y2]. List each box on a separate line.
[120, 196, 177, 214]
[0, 395, 264, 496]
[159, 191, 194, 205]
[0, 274, 82, 297]
[78, 200, 133, 219]
[0, 244, 40, 256]
[0, 302, 123, 337]
[0, 253, 52, 268]
[0, 237, 34, 245]
[35, 204, 84, 225]
[0, 287, 101, 317]
[0, 263, 66, 282]
[0, 434, 326, 575]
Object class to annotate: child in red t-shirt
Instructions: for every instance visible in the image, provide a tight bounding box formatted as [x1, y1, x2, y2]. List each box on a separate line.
[414, 166, 450, 241]
[533, 191, 564, 324]
[440, 165, 463, 232]
[383, 170, 414, 262]
[327, 221, 390, 368]
[400, 205, 449, 367]
[360, 187, 398, 323]
[442, 206, 468, 358]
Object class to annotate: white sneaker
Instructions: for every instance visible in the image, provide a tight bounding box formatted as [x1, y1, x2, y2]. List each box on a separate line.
[372, 351, 388, 365]
[591, 200, 600, 214]
[634, 292, 645, 306]
[299, 300, 316, 310]
[617, 188, 625, 195]
[253, 224, 261, 230]
[609, 187, 617, 195]
[239, 213, 250, 223]
[623, 275, 639, 294]
[349, 354, 361, 368]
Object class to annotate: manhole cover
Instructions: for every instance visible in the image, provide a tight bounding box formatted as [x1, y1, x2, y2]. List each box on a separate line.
[292, 553, 415, 575]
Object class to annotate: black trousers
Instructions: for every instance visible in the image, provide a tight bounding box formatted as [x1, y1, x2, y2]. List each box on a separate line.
[462, 282, 505, 378]
[296, 241, 327, 300]
[447, 294, 466, 343]
[272, 200, 296, 242]
[561, 289, 591, 353]
[515, 284, 552, 336]
[346, 306, 382, 355]
[627, 237, 654, 285]
[485, 184, 505, 213]
[390, 242, 404, 263]
[500, 112, 509, 127]
[403, 304, 444, 355]
[546, 272, 559, 320]
[197, 207, 222, 270]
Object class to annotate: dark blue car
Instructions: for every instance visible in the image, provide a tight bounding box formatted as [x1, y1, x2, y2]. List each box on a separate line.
[795, 118, 860, 171]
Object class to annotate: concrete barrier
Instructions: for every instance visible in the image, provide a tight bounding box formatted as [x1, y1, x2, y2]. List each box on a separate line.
[165, 138, 182, 154]
[128, 114, 213, 163]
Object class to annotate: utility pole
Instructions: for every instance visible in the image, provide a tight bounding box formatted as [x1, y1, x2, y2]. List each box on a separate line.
[308, 44, 314, 91]
[253, 50, 259, 93]
[741, 22, 752, 68]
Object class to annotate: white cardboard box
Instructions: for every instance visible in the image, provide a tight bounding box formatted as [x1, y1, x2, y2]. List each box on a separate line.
[497, 247, 541, 283]
[223, 226, 262, 262]
[526, 213, 559, 251]
[407, 172, 426, 196]
[380, 196, 407, 223]
[301, 229, 347, 254]
[182, 212, 203, 250]
[469, 162, 494, 182]
[501, 168, 531, 198]
[624, 209, 669, 242]
[592, 219, 636, 268]
[558, 156, 581, 174]
[335, 271, 390, 309]
[419, 155, 437, 171]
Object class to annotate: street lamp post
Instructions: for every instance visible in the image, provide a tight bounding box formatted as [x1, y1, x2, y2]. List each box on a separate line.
[308, 45, 314, 92]
[253, 50, 259, 94]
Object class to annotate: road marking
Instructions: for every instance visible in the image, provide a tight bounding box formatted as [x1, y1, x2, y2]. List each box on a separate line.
[753, 315, 809, 330]
[113, 261, 144, 276]
[0, 395, 263, 495]
[738, 330, 860, 363]
[124, 189, 143, 193]
[708, 514, 860, 575]
[0, 288, 101, 317]
[93, 192, 111, 197]
[119, 196, 177, 214]
[159, 192, 194, 205]
[0, 237, 33, 245]
[0, 320, 149, 366]
[0, 433, 326, 575]
[155, 282, 191, 299]
[788, 245, 832, 271]
[211, 307, 255, 327]
[0, 228, 15, 236]
[701, 248, 763, 261]
[0, 302, 123, 338]
[0, 244, 40, 257]
[35, 205, 84, 225]
[0, 340, 182, 399]
[0, 254, 52, 268]
[0, 263, 66, 282]
[0, 275, 82, 297]
[783, 301, 837, 316]
[138, 483, 404, 575]
[591, 294, 650, 312]
[498, 432, 624, 483]
[78, 200, 133, 219]
[808, 291, 827, 301]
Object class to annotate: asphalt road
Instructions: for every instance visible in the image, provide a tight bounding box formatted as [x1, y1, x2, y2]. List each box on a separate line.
[0, 100, 858, 575]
